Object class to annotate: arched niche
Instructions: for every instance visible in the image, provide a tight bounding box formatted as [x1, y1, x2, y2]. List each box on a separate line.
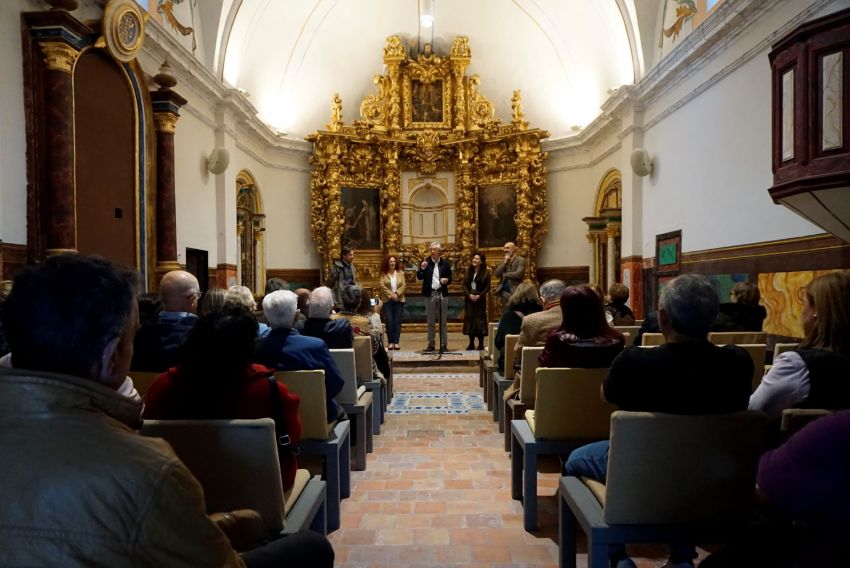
[582, 169, 622, 289]
[236, 170, 265, 294]
[407, 181, 452, 244]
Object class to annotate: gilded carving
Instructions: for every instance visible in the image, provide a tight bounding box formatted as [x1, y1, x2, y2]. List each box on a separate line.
[40, 41, 80, 73]
[153, 112, 179, 134]
[308, 37, 549, 289]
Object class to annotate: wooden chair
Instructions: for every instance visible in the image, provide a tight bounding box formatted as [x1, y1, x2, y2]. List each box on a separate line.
[780, 408, 833, 439]
[613, 326, 640, 342]
[559, 410, 768, 568]
[491, 334, 518, 424]
[480, 322, 499, 391]
[634, 319, 644, 327]
[329, 348, 374, 471]
[275, 370, 350, 532]
[483, 328, 501, 409]
[354, 335, 385, 426]
[140, 418, 327, 538]
[708, 331, 767, 345]
[503, 346, 543, 449]
[641, 332, 666, 346]
[736, 344, 767, 392]
[129, 371, 160, 398]
[511, 367, 615, 530]
[774, 342, 799, 359]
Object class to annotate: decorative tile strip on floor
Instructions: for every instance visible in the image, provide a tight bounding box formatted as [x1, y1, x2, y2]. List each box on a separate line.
[387, 391, 486, 414]
[394, 373, 479, 380]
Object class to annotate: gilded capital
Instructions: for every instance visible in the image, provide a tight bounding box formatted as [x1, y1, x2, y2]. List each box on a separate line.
[40, 41, 80, 73]
[154, 112, 179, 133]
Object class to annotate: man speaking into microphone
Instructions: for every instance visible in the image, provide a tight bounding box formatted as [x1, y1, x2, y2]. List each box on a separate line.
[417, 242, 452, 353]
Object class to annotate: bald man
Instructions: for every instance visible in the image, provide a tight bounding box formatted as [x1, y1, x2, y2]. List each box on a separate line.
[494, 242, 526, 312]
[131, 270, 201, 372]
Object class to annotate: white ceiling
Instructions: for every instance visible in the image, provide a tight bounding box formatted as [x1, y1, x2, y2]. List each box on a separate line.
[214, 0, 656, 140]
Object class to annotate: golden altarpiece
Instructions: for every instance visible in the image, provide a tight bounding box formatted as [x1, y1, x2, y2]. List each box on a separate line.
[308, 36, 549, 319]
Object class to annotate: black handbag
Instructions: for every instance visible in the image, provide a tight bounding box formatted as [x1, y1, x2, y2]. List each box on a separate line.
[266, 377, 299, 466]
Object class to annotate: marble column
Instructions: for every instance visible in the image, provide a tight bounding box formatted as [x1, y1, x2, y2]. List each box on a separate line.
[40, 41, 80, 255]
[586, 234, 598, 285]
[150, 84, 187, 280]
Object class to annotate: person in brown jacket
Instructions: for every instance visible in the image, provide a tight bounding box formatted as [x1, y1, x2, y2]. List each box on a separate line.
[0, 254, 332, 568]
[503, 279, 566, 401]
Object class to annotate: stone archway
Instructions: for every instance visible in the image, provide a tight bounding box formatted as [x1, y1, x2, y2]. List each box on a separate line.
[582, 169, 622, 289]
[235, 171, 266, 294]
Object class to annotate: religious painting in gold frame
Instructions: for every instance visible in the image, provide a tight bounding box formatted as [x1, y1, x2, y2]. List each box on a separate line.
[477, 184, 517, 248]
[341, 186, 381, 250]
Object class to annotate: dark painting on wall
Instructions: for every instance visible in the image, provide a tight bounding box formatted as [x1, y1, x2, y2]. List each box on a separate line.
[341, 187, 380, 250]
[411, 79, 444, 123]
[478, 184, 517, 248]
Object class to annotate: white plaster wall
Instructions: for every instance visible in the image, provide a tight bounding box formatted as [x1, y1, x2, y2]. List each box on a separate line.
[637, 0, 843, 258]
[173, 103, 218, 266]
[0, 0, 39, 246]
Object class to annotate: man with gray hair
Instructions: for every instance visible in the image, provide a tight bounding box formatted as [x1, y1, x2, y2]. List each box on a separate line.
[563, 273, 752, 568]
[255, 290, 345, 423]
[301, 286, 354, 349]
[416, 242, 453, 353]
[503, 279, 566, 401]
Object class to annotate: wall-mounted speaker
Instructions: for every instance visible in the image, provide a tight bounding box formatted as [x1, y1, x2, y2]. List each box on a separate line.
[206, 147, 230, 175]
[630, 148, 654, 177]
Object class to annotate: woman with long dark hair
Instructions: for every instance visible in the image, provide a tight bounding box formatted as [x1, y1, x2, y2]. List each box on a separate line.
[539, 284, 625, 368]
[143, 303, 302, 490]
[462, 252, 491, 350]
[378, 255, 406, 350]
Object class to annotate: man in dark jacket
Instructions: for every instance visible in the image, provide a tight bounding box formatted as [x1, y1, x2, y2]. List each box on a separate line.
[131, 270, 200, 372]
[711, 281, 767, 332]
[326, 246, 356, 311]
[301, 286, 354, 349]
[416, 242, 452, 353]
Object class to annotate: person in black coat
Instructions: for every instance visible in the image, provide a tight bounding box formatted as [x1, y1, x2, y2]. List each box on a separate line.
[416, 242, 452, 353]
[712, 281, 767, 332]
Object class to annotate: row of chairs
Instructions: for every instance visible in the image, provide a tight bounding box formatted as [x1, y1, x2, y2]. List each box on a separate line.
[129, 336, 390, 536]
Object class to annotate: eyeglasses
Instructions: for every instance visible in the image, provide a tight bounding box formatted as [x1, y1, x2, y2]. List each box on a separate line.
[186, 292, 201, 301]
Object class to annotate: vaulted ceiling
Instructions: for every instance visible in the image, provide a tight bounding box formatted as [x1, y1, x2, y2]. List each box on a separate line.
[205, 0, 664, 141]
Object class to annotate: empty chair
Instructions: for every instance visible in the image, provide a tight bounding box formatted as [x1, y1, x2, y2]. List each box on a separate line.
[641, 332, 666, 346]
[503, 346, 543, 449]
[559, 410, 767, 568]
[140, 418, 327, 538]
[354, 335, 385, 427]
[613, 326, 640, 341]
[329, 348, 374, 471]
[708, 331, 767, 345]
[275, 370, 350, 532]
[492, 334, 519, 423]
[774, 342, 799, 360]
[780, 407, 834, 439]
[512, 367, 615, 530]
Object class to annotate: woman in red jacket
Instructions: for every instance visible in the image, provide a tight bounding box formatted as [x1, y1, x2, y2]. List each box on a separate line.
[144, 302, 302, 490]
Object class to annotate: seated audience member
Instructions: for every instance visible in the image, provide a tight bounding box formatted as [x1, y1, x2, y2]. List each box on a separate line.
[712, 280, 767, 332]
[335, 285, 389, 381]
[254, 290, 346, 423]
[633, 309, 660, 346]
[494, 281, 542, 372]
[131, 270, 200, 372]
[226, 285, 270, 338]
[564, 274, 753, 568]
[750, 271, 850, 418]
[756, 410, 850, 567]
[265, 277, 289, 294]
[144, 302, 303, 491]
[137, 292, 162, 325]
[605, 282, 636, 326]
[0, 285, 10, 358]
[0, 254, 332, 566]
[301, 286, 354, 348]
[503, 279, 566, 401]
[198, 287, 226, 317]
[538, 285, 625, 369]
[293, 287, 311, 331]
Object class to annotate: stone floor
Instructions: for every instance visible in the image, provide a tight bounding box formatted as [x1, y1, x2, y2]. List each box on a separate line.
[328, 331, 708, 567]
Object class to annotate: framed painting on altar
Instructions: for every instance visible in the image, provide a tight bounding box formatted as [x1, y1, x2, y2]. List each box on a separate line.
[341, 187, 380, 250]
[477, 184, 517, 248]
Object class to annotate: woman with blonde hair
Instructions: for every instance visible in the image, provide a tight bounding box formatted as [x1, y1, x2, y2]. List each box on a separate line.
[750, 271, 850, 417]
[494, 280, 542, 372]
[225, 285, 270, 337]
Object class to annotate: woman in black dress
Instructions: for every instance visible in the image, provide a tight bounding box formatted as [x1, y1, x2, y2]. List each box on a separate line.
[462, 252, 491, 350]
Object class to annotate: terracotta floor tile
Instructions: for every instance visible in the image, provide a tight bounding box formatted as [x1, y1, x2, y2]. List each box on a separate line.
[375, 528, 414, 545]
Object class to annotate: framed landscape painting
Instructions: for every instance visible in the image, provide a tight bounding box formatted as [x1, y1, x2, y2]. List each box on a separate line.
[655, 230, 682, 276]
